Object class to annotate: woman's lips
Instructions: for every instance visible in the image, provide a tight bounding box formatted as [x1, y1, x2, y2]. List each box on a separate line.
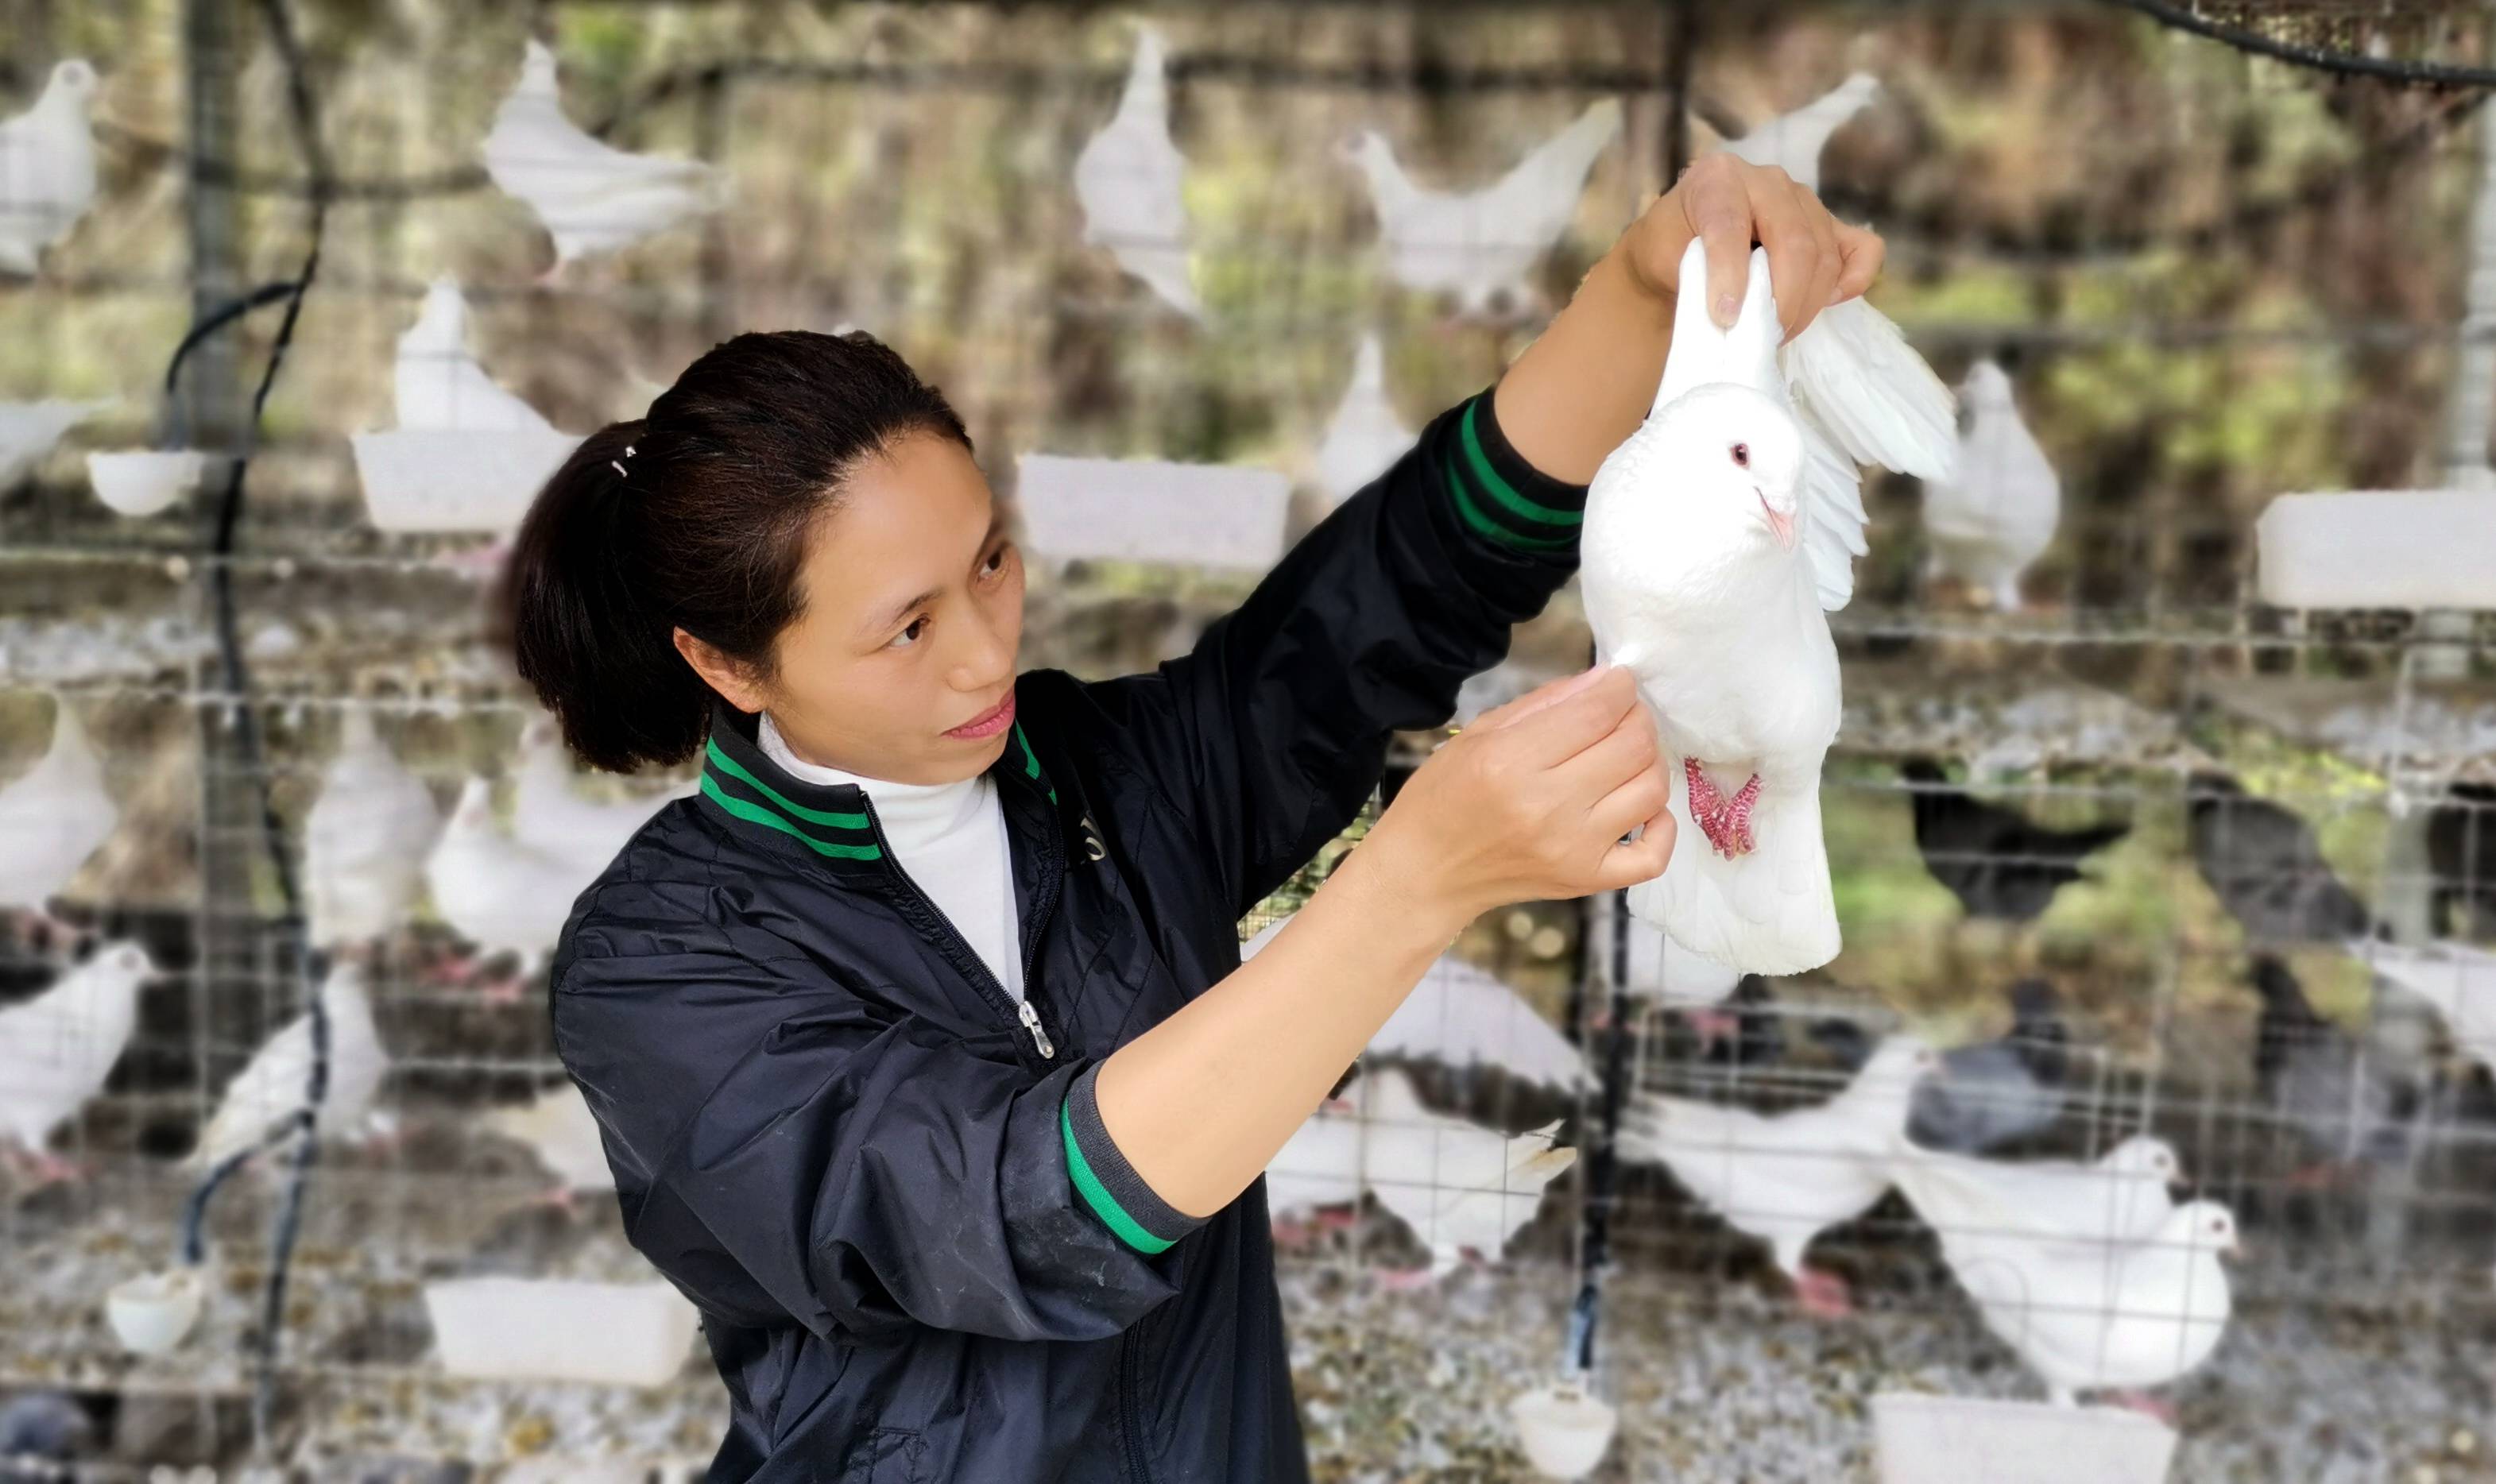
[945, 689, 1016, 740]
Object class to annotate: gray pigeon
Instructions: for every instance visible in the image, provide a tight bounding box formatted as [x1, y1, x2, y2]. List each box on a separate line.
[2250, 954, 2415, 1178]
[1906, 977, 2069, 1153]
[1898, 759, 2127, 922]
[2190, 774, 2374, 945]
[0, 1390, 95, 1481]
[2428, 783, 2495, 938]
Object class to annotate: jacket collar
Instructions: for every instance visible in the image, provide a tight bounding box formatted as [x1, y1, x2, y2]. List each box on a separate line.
[697, 696, 1060, 875]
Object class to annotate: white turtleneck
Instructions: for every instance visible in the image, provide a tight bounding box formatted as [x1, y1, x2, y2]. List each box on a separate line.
[757, 710, 1025, 1003]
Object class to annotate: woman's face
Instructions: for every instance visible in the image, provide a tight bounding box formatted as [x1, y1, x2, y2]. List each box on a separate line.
[697, 431, 1027, 786]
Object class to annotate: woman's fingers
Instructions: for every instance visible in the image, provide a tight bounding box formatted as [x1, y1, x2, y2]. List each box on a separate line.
[1469, 663, 1610, 732]
[1831, 221, 1884, 303]
[1596, 803, 1678, 889]
[1752, 174, 1826, 344]
[1585, 751, 1670, 847]
[1796, 180, 1844, 319]
[1681, 157, 1755, 330]
[1492, 667, 1643, 767]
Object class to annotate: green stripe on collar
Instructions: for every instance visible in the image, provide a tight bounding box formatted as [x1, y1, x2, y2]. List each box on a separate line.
[698, 774, 884, 860]
[705, 739, 873, 829]
[1011, 721, 1058, 805]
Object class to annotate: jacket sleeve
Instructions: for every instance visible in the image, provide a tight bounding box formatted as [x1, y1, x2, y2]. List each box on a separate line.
[1076, 384, 1591, 918]
[552, 932, 1202, 1345]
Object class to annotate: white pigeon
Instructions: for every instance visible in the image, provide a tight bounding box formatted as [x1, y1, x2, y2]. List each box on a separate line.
[423, 776, 586, 999]
[510, 716, 688, 878]
[1241, 916, 1586, 1091]
[0, 60, 100, 275]
[1939, 1198, 2238, 1409]
[0, 941, 152, 1182]
[1314, 334, 1413, 508]
[0, 399, 114, 488]
[1071, 23, 1201, 319]
[1923, 360, 2061, 610]
[393, 279, 563, 434]
[1358, 1068, 1577, 1281]
[1343, 99, 1622, 319]
[1264, 1093, 1366, 1232]
[1619, 921, 1742, 1008]
[1716, 71, 1883, 194]
[482, 40, 728, 271]
[2355, 939, 2496, 1076]
[302, 709, 440, 952]
[189, 962, 390, 1170]
[0, 696, 119, 926]
[1618, 1034, 1938, 1315]
[1893, 1134, 2183, 1258]
[1582, 237, 1950, 973]
[483, 1080, 614, 1211]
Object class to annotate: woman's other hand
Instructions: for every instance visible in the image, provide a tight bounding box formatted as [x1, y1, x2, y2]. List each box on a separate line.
[1368, 665, 1673, 926]
[1616, 153, 1887, 343]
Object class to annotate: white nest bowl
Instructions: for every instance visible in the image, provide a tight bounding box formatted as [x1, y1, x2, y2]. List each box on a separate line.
[105, 1266, 206, 1357]
[1509, 1380, 1619, 1479]
[86, 450, 204, 517]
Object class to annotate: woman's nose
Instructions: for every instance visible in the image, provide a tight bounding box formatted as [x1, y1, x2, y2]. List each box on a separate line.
[947, 605, 1016, 689]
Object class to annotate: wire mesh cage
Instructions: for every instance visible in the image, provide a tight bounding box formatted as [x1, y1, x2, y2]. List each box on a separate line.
[3, 2, 2496, 1481]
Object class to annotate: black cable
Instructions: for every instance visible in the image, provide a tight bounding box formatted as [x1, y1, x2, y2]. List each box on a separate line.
[2105, 0, 2496, 90]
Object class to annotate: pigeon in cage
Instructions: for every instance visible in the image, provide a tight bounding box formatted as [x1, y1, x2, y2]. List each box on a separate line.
[1582, 237, 1952, 973]
[0, 397, 114, 489]
[2247, 954, 2417, 1185]
[423, 776, 584, 1002]
[1617, 1034, 1940, 1316]
[1897, 759, 2129, 923]
[303, 709, 440, 953]
[0, 695, 120, 952]
[1314, 334, 1413, 509]
[1712, 71, 1883, 195]
[1071, 22, 1202, 319]
[0, 940, 152, 1185]
[1263, 1092, 1363, 1247]
[482, 1079, 615, 1215]
[1354, 1067, 1576, 1285]
[2351, 939, 2496, 1082]
[482, 41, 730, 272]
[0, 59, 99, 276]
[2188, 774, 2375, 945]
[1892, 1133, 2183, 1259]
[511, 716, 693, 879]
[1905, 977, 2072, 1154]
[1340, 99, 1622, 321]
[1933, 1198, 2238, 1419]
[2427, 782, 2496, 938]
[0, 1389, 97, 1477]
[1921, 360, 2061, 611]
[1241, 915, 1587, 1092]
[392, 279, 564, 436]
[188, 961, 392, 1173]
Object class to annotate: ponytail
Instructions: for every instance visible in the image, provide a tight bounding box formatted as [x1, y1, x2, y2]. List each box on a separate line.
[490, 330, 973, 773]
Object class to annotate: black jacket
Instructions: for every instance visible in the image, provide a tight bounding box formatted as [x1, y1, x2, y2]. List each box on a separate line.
[548, 385, 1589, 1483]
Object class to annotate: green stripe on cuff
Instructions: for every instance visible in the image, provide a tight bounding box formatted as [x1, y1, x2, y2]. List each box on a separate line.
[1062, 1100, 1175, 1254]
[1458, 399, 1584, 530]
[1445, 455, 1578, 552]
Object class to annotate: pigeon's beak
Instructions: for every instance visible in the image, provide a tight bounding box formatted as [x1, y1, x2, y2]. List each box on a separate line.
[2224, 1237, 2247, 1262]
[1759, 493, 1798, 551]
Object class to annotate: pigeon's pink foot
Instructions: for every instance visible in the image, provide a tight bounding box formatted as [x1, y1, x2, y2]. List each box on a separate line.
[1683, 762, 1763, 859]
[1314, 1206, 1359, 1231]
[1685, 1006, 1740, 1049]
[533, 1183, 579, 1217]
[1683, 759, 1727, 823]
[1791, 1266, 1855, 1319]
[1270, 1216, 1317, 1249]
[2284, 1160, 2347, 1191]
[1376, 1266, 1438, 1293]
[5, 1145, 83, 1187]
[2104, 1390, 2177, 1427]
[424, 951, 479, 987]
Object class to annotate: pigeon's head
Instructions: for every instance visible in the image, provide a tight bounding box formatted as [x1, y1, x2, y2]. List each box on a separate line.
[2105, 1134, 2185, 1189]
[519, 39, 561, 93]
[1860, 1032, 1942, 1092]
[1337, 129, 1397, 180]
[91, 941, 155, 982]
[1962, 359, 2016, 411]
[48, 59, 99, 104]
[1657, 383, 1807, 555]
[2171, 1200, 2242, 1261]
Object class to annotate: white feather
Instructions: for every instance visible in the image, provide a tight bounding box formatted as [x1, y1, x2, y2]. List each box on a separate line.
[0, 941, 150, 1155]
[484, 1081, 614, 1196]
[1314, 334, 1413, 508]
[1921, 360, 2060, 610]
[423, 777, 586, 984]
[1716, 71, 1883, 195]
[393, 279, 563, 435]
[482, 41, 728, 269]
[0, 398, 114, 488]
[303, 709, 439, 950]
[0, 60, 99, 275]
[1071, 25, 1200, 319]
[510, 717, 688, 879]
[1356, 1069, 1577, 1279]
[0, 697, 118, 914]
[191, 963, 390, 1169]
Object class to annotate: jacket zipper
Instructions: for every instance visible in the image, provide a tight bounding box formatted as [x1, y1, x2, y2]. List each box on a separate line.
[858, 799, 1066, 1065]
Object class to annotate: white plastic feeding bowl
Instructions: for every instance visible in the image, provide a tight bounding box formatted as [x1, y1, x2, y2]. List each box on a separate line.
[105, 1266, 205, 1357]
[423, 1277, 698, 1387]
[351, 427, 579, 534]
[1509, 1380, 1618, 1479]
[85, 450, 205, 517]
[1871, 1393, 2177, 1484]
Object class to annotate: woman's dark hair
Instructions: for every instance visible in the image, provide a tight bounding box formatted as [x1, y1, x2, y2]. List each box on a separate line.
[494, 330, 973, 772]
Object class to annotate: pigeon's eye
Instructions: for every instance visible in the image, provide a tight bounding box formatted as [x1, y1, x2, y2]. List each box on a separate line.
[1730, 442, 1751, 468]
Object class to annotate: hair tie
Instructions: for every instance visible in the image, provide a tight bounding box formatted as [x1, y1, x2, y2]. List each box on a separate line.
[609, 444, 640, 479]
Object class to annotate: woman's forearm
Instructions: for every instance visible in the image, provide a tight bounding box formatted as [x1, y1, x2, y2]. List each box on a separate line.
[1091, 821, 1473, 1219]
[1490, 241, 1675, 485]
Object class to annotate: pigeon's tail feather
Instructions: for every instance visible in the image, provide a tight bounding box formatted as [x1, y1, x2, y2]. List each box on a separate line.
[1631, 771, 1839, 976]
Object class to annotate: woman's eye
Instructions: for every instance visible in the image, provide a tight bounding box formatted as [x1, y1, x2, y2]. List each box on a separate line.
[888, 616, 927, 650]
[982, 545, 1012, 578]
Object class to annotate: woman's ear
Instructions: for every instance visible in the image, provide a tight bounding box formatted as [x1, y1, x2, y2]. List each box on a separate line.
[672, 628, 769, 713]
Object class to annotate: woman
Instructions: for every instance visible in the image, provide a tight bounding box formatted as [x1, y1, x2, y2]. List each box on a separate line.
[500, 155, 1878, 1483]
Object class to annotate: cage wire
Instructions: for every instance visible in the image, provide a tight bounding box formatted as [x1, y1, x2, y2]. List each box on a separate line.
[2, 0, 2496, 1479]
